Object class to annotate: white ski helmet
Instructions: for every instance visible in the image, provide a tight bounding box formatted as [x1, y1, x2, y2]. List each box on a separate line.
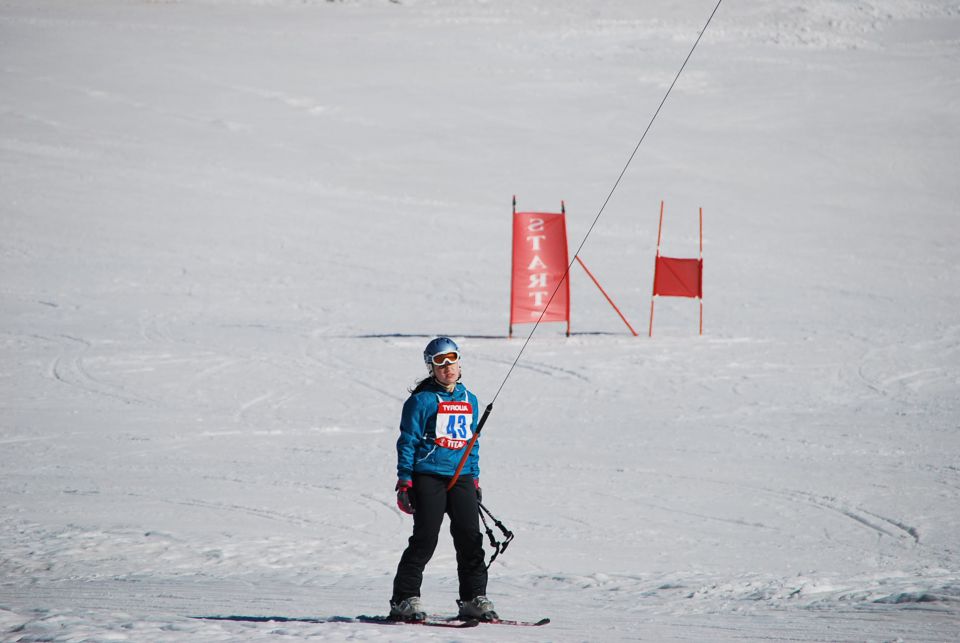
[423, 336, 460, 367]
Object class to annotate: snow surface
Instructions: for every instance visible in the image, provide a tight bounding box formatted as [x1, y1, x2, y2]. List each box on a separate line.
[2, 0, 960, 640]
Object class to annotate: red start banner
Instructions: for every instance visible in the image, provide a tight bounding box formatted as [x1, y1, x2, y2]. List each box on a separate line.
[509, 204, 570, 336]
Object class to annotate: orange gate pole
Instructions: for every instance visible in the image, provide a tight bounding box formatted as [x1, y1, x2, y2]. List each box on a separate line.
[575, 256, 638, 336]
[699, 206, 703, 336]
[648, 200, 665, 337]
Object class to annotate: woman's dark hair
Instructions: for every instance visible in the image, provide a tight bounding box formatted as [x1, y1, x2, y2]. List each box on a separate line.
[409, 376, 435, 394]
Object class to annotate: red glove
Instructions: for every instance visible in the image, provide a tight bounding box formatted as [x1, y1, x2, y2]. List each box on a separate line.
[474, 478, 482, 504]
[396, 479, 414, 515]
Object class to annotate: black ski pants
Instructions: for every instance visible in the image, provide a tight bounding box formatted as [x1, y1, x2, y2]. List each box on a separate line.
[392, 473, 487, 603]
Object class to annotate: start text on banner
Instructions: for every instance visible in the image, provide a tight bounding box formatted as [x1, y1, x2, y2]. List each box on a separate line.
[509, 209, 570, 335]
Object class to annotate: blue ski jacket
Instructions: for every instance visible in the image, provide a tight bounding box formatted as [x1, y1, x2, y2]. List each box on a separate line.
[396, 380, 480, 482]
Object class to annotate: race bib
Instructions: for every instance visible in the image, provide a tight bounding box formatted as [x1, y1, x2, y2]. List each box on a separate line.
[434, 400, 473, 450]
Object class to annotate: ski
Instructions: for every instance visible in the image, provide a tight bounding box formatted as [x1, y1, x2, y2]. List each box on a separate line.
[439, 615, 551, 627]
[486, 617, 550, 626]
[192, 613, 547, 628]
[356, 615, 479, 628]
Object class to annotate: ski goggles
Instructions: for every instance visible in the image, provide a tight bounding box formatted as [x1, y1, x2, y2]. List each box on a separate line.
[430, 351, 460, 366]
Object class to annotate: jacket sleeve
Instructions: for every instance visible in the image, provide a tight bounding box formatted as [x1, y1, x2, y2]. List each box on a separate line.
[396, 394, 423, 481]
[468, 392, 480, 479]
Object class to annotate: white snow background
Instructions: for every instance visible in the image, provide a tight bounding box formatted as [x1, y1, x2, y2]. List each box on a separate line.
[2, 0, 960, 640]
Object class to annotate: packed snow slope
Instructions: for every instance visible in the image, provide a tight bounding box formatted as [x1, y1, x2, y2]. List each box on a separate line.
[2, 0, 959, 640]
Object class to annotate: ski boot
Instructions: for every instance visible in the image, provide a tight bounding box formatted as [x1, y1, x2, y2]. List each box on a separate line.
[457, 595, 498, 621]
[389, 596, 426, 622]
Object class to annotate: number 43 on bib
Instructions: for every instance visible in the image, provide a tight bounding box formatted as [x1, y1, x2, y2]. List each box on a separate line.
[435, 400, 473, 450]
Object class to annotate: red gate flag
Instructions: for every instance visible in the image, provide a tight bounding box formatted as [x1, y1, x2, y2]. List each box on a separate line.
[509, 197, 570, 337]
[648, 201, 704, 337]
[653, 257, 703, 298]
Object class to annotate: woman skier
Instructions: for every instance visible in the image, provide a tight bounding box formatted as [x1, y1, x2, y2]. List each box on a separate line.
[389, 337, 497, 622]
